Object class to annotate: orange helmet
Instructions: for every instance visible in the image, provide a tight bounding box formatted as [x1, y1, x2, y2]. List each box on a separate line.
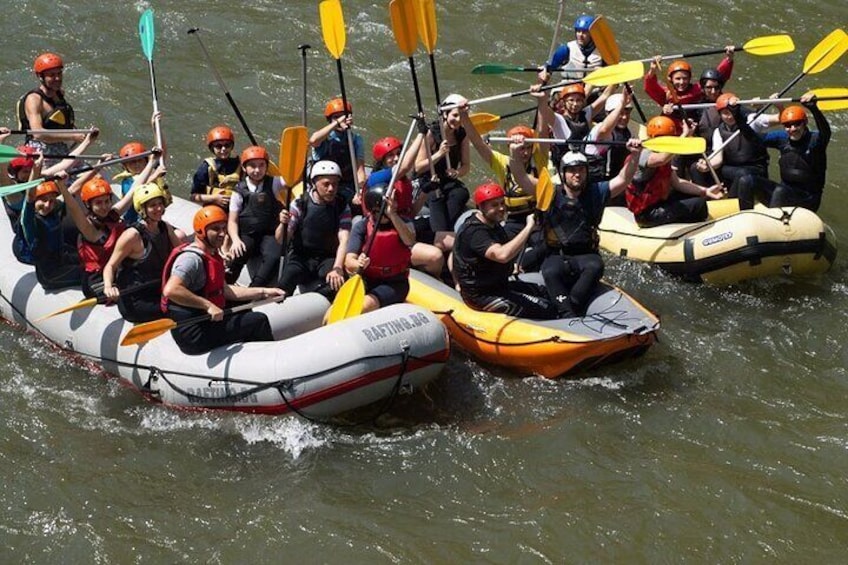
[667, 60, 692, 78]
[240, 145, 269, 164]
[193, 205, 229, 237]
[715, 93, 736, 112]
[474, 183, 505, 206]
[119, 142, 147, 159]
[34, 52, 64, 75]
[646, 116, 678, 138]
[34, 181, 60, 199]
[779, 105, 808, 125]
[324, 98, 352, 119]
[559, 83, 586, 98]
[81, 177, 113, 204]
[206, 126, 235, 148]
[506, 125, 536, 139]
[372, 137, 403, 163]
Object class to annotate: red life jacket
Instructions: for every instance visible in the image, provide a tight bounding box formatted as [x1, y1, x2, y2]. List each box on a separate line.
[363, 219, 411, 280]
[360, 177, 415, 219]
[160, 243, 226, 313]
[625, 158, 673, 217]
[77, 216, 125, 274]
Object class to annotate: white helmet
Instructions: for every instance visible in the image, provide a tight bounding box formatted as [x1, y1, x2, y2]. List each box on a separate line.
[605, 93, 634, 113]
[440, 93, 465, 109]
[310, 160, 342, 180]
[561, 151, 588, 169]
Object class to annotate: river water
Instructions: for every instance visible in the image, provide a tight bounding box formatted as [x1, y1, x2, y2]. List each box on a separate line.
[2, 1, 848, 562]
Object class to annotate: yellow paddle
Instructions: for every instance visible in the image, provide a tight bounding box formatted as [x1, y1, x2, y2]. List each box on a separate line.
[589, 15, 649, 123]
[120, 295, 286, 347]
[634, 34, 795, 63]
[319, 0, 359, 189]
[35, 281, 160, 322]
[487, 135, 707, 156]
[708, 28, 848, 161]
[326, 274, 365, 325]
[468, 106, 537, 134]
[676, 87, 848, 111]
[277, 126, 309, 281]
[442, 61, 645, 110]
[513, 167, 554, 270]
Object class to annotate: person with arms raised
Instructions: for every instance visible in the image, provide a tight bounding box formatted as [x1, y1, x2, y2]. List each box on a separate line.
[344, 184, 416, 314]
[625, 116, 723, 227]
[453, 183, 556, 319]
[102, 183, 184, 323]
[161, 206, 284, 355]
[310, 98, 366, 207]
[510, 141, 643, 318]
[277, 160, 351, 298]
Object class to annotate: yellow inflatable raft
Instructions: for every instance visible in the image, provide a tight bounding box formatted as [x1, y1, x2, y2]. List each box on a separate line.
[598, 204, 837, 284]
[406, 270, 659, 379]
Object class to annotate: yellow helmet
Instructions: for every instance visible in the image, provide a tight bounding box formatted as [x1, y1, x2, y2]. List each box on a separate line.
[133, 182, 169, 217]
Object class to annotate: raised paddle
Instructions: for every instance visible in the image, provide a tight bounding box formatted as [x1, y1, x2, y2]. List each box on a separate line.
[0, 146, 122, 162]
[634, 34, 795, 63]
[677, 90, 848, 111]
[441, 61, 645, 111]
[138, 9, 166, 167]
[319, 0, 360, 195]
[470, 64, 594, 75]
[7, 128, 98, 136]
[120, 295, 286, 347]
[468, 106, 537, 134]
[35, 280, 160, 322]
[390, 0, 437, 180]
[589, 15, 649, 124]
[487, 136, 707, 155]
[297, 44, 311, 128]
[326, 118, 419, 324]
[513, 166, 554, 271]
[276, 126, 309, 281]
[708, 28, 848, 161]
[187, 28, 259, 147]
[0, 150, 158, 199]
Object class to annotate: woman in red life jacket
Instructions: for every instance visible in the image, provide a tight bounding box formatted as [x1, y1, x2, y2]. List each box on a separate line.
[57, 171, 135, 298]
[344, 183, 415, 314]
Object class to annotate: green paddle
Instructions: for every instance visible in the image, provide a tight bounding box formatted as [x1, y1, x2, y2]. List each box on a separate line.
[139, 9, 165, 166]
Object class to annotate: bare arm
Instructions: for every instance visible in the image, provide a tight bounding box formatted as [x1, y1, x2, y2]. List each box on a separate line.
[485, 215, 536, 263]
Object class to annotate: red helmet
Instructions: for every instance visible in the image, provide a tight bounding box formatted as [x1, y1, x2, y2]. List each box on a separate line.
[34, 181, 60, 199]
[506, 125, 536, 139]
[9, 146, 36, 173]
[34, 52, 64, 75]
[324, 98, 352, 119]
[474, 183, 506, 207]
[559, 83, 586, 98]
[206, 126, 235, 148]
[667, 60, 692, 78]
[193, 205, 229, 237]
[715, 93, 736, 112]
[372, 137, 403, 163]
[779, 105, 808, 125]
[240, 145, 269, 164]
[646, 116, 678, 138]
[119, 142, 147, 158]
[81, 177, 113, 204]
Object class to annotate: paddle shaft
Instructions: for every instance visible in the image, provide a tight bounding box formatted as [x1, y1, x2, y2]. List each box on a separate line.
[546, 0, 566, 67]
[144, 55, 166, 167]
[8, 128, 97, 135]
[362, 118, 419, 257]
[679, 95, 848, 110]
[298, 44, 310, 127]
[488, 137, 628, 145]
[188, 28, 259, 146]
[442, 79, 579, 111]
[334, 57, 360, 195]
[638, 45, 742, 64]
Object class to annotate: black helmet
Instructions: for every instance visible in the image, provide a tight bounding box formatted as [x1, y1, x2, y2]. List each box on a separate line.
[364, 183, 388, 215]
[699, 68, 724, 88]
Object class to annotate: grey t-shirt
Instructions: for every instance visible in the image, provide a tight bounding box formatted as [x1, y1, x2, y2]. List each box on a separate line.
[170, 248, 206, 293]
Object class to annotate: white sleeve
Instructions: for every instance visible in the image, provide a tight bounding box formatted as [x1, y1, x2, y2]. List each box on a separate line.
[551, 113, 570, 140]
[229, 191, 243, 214]
[747, 113, 773, 133]
[711, 129, 723, 157]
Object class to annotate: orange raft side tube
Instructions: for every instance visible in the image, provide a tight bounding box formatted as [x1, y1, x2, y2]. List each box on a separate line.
[406, 270, 660, 379]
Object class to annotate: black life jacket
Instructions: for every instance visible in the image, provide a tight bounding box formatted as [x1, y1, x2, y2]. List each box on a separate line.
[776, 130, 826, 193]
[428, 121, 466, 182]
[322, 134, 355, 184]
[696, 107, 722, 152]
[234, 176, 282, 236]
[552, 113, 591, 170]
[717, 118, 769, 169]
[16, 88, 75, 144]
[291, 191, 346, 257]
[116, 220, 174, 288]
[543, 186, 602, 255]
[503, 160, 538, 215]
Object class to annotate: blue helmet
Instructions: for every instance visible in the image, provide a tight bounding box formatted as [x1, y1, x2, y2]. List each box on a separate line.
[574, 15, 594, 31]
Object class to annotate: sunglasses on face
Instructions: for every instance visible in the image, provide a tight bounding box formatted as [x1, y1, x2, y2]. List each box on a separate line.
[783, 121, 805, 129]
[211, 142, 233, 149]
